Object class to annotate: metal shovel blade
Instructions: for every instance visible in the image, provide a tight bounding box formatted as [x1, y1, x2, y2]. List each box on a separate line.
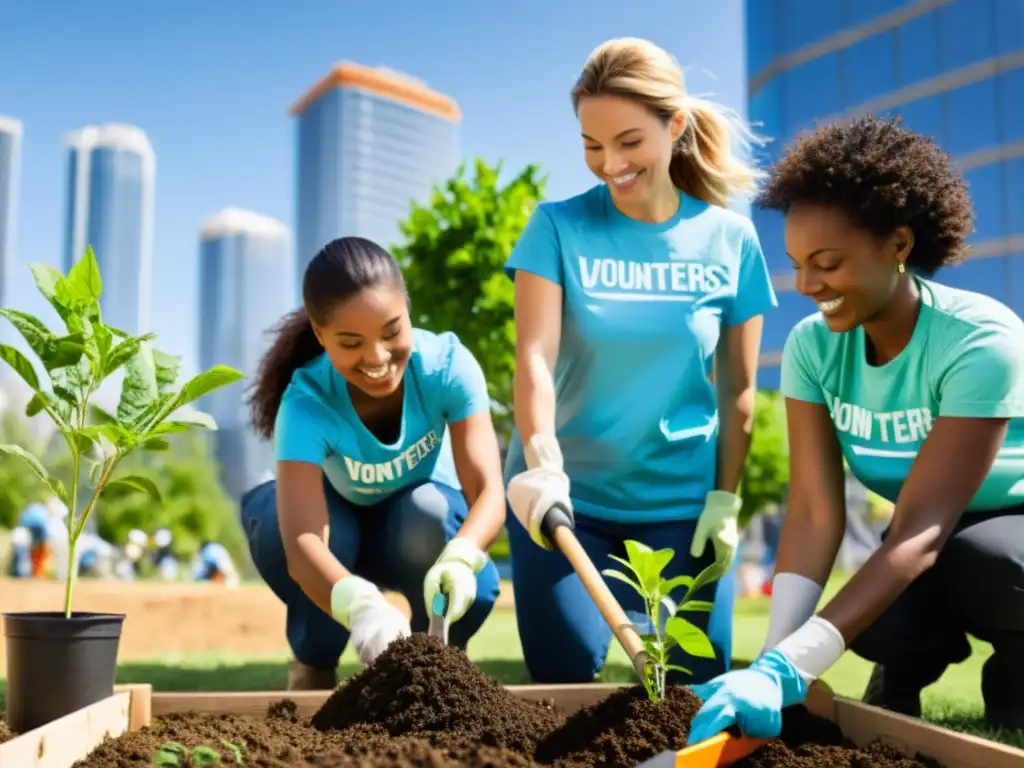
[428, 591, 450, 645]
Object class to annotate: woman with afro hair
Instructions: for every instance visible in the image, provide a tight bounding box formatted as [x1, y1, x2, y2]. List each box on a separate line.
[687, 114, 1024, 744]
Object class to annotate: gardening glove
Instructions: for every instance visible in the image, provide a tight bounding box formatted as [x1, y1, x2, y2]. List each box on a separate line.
[423, 537, 489, 623]
[686, 616, 845, 745]
[690, 490, 742, 574]
[506, 434, 574, 550]
[331, 575, 410, 667]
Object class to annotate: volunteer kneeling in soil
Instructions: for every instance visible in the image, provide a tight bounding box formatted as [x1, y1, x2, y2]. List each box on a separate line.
[687, 115, 1024, 745]
[504, 37, 778, 684]
[244, 236, 504, 690]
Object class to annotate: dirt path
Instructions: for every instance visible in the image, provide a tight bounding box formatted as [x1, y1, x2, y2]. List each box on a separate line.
[0, 578, 515, 665]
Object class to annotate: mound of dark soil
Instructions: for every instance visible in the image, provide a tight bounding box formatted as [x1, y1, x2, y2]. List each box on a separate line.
[311, 633, 561, 755]
[535, 684, 701, 767]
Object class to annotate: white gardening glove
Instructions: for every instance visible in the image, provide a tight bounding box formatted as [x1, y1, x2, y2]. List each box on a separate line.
[761, 572, 825, 653]
[690, 490, 742, 574]
[331, 575, 410, 667]
[423, 537, 489, 623]
[506, 434, 574, 550]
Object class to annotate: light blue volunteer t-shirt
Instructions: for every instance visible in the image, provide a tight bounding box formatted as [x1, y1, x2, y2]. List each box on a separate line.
[781, 277, 1024, 510]
[274, 328, 491, 506]
[503, 184, 778, 523]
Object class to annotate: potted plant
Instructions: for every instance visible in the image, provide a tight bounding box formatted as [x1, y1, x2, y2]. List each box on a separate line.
[0, 246, 243, 733]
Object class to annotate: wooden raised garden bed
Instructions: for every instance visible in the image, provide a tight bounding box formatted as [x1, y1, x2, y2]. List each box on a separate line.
[3, 638, 1024, 767]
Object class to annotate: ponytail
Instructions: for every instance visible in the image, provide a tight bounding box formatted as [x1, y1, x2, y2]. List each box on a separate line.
[247, 308, 324, 440]
[671, 96, 766, 209]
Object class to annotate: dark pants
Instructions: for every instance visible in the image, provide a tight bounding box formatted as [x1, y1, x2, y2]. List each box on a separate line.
[240, 477, 501, 669]
[850, 504, 1024, 721]
[506, 507, 736, 685]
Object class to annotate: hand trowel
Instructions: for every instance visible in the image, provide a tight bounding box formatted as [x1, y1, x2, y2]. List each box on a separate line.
[428, 589, 450, 645]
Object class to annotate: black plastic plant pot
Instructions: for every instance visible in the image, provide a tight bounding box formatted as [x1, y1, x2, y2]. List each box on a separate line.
[2, 611, 125, 734]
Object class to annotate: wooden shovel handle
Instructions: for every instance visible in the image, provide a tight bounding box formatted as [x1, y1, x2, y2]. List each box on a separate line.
[542, 503, 650, 681]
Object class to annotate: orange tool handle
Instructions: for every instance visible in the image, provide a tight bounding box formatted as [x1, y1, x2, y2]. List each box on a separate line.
[674, 731, 770, 767]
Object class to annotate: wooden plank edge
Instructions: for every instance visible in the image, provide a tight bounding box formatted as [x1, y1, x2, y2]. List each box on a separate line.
[0, 691, 131, 768]
[113, 683, 153, 730]
[151, 682, 631, 719]
[835, 696, 1024, 768]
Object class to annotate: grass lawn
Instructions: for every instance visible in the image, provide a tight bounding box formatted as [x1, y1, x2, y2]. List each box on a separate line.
[2, 578, 1021, 751]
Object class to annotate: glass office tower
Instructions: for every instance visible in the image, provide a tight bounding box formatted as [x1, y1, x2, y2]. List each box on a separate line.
[62, 123, 156, 336]
[747, 0, 1024, 387]
[197, 207, 291, 500]
[290, 61, 460, 299]
[0, 116, 22, 313]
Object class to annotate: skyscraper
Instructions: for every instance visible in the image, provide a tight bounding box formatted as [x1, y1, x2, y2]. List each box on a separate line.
[747, 0, 1024, 388]
[290, 61, 460, 294]
[197, 207, 291, 500]
[0, 115, 23, 310]
[62, 123, 155, 335]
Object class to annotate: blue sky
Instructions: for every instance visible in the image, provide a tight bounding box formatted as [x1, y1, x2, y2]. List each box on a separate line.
[1, 0, 748, 376]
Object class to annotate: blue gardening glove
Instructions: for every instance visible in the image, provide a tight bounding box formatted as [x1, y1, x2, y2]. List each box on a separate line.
[690, 490, 741, 573]
[686, 650, 807, 745]
[686, 616, 845, 745]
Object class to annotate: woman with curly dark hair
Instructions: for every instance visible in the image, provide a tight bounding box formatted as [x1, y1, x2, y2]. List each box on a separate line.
[242, 236, 503, 690]
[687, 115, 1024, 743]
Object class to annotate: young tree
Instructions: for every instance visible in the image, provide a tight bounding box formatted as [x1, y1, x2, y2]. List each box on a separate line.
[392, 158, 547, 436]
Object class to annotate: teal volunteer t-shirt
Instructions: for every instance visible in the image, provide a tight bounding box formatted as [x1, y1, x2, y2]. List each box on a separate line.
[781, 278, 1024, 510]
[503, 184, 778, 523]
[274, 328, 491, 506]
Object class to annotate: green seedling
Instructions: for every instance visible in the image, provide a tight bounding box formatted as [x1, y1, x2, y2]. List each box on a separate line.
[0, 245, 244, 618]
[152, 740, 244, 766]
[602, 539, 724, 702]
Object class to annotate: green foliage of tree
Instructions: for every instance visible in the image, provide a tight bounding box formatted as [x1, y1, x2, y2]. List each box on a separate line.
[738, 389, 790, 527]
[393, 157, 547, 436]
[94, 430, 248, 568]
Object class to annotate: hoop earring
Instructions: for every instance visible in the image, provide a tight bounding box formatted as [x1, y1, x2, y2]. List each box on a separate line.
[897, 262, 905, 274]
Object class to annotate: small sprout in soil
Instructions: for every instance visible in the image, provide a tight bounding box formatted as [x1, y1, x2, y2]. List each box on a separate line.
[152, 739, 244, 766]
[0, 245, 244, 618]
[602, 539, 723, 702]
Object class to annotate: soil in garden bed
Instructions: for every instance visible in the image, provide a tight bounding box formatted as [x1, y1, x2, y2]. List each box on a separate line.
[8, 633, 943, 767]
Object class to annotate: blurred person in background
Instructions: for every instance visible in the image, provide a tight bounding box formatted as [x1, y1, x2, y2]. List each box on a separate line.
[244, 236, 505, 690]
[504, 36, 777, 685]
[687, 115, 1024, 744]
[191, 539, 238, 586]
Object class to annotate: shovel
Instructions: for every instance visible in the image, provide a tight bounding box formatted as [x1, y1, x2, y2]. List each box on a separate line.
[428, 589, 450, 645]
[539, 501, 651, 683]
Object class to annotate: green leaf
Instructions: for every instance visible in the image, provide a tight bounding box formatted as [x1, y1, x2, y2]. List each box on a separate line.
[665, 617, 717, 659]
[678, 600, 714, 613]
[0, 444, 67, 503]
[117, 344, 159, 426]
[174, 365, 244, 408]
[44, 333, 87, 370]
[142, 438, 170, 451]
[88, 404, 118, 424]
[0, 344, 40, 390]
[600, 567, 645, 599]
[157, 409, 218, 433]
[661, 574, 695, 595]
[0, 308, 53, 360]
[103, 333, 155, 378]
[26, 262, 73, 322]
[153, 349, 182, 396]
[664, 663, 694, 676]
[103, 473, 161, 502]
[66, 244, 103, 304]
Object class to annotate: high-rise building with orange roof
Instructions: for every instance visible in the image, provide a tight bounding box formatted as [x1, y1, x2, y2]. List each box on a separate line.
[290, 61, 461, 292]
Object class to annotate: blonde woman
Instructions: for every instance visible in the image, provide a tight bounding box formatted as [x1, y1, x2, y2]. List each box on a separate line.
[505, 37, 777, 684]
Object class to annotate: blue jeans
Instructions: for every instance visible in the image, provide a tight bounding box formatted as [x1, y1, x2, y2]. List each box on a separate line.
[240, 477, 501, 669]
[506, 508, 736, 685]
